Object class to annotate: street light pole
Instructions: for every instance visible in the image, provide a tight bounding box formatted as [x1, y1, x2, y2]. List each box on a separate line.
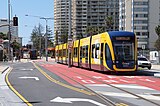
[44, 19, 48, 62]
[40, 17, 54, 62]
[8, 0, 11, 61]
[68, 0, 72, 67]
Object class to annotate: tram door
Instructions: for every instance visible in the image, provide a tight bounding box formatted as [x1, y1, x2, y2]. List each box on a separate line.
[100, 43, 104, 71]
[85, 45, 89, 68]
[79, 46, 82, 67]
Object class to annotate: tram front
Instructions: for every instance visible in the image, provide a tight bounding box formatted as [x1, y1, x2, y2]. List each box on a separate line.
[110, 31, 137, 71]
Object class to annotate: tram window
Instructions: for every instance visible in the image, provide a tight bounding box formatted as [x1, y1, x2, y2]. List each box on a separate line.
[82, 46, 86, 58]
[74, 48, 76, 57]
[105, 44, 111, 61]
[63, 49, 66, 57]
[80, 46, 83, 58]
[92, 44, 95, 58]
[66, 49, 68, 57]
[101, 43, 104, 58]
[86, 45, 88, 58]
[74, 48, 78, 57]
[59, 50, 62, 57]
[95, 43, 100, 59]
[56, 51, 58, 56]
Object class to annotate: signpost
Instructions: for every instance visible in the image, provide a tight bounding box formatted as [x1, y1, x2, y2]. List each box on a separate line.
[142, 45, 145, 56]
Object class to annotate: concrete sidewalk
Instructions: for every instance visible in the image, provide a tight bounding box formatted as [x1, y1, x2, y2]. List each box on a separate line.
[0, 65, 9, 74]
[152, 64, 160, 70]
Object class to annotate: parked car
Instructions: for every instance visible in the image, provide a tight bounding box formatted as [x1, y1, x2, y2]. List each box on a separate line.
[138, 56, 152, 70]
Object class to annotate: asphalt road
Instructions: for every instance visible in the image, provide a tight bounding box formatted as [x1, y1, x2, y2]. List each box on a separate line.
[3, 60, 160, 106]
[7, 62, 112, 106]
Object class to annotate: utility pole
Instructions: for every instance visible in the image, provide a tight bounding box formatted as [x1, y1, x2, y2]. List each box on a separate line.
[68, 0, 72, 67]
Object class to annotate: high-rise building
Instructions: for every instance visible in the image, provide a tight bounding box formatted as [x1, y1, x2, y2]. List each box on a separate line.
[72, 0, 119, 38]
[54, 0, 119, 43]
[119, 0, 160, 56]
[54, 0, 70, 44]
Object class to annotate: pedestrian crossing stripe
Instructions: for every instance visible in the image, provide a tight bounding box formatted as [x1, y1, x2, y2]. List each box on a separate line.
[96, 91, 160, 101]
[86, 84, 154, 90]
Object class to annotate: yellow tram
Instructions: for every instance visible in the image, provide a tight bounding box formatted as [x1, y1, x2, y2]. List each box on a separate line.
[55, 31, 137, 72]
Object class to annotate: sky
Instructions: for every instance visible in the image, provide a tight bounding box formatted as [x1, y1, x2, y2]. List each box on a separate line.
[0, 0, 54, 45]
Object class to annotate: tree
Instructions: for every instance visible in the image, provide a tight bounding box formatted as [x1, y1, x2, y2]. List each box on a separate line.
[105, 16, 114, 31]
[85, 26, 105, 37]
[0, 32, 7, 40]
[11, 40, 21, 50]
[11, 40, 21, 57]
[31, 24, 44, 50]
[60, 27, 68, 43]
[155, 25, 160, 50]
[30, 23, 54, 54]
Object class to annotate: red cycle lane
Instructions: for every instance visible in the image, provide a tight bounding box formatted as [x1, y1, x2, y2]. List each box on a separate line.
[41, 64, 160, 91]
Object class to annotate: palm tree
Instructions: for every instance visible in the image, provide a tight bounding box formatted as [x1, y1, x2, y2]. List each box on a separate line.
[105, 16, 114, 31]
[155, 25, 160, 50]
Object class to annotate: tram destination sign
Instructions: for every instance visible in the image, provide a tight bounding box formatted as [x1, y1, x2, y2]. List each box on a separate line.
[115, 37, 131, 41]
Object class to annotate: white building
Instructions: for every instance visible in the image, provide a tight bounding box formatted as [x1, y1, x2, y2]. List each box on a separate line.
[119, 0, 160, 56]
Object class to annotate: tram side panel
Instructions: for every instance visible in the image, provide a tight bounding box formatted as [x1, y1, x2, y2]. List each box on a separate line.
[79, 37, 90, 69]
[91, 34, 105, 71]
[59, 44, 63, 63]
[62, 43, 67, 64]
[55, 45, 59, 62]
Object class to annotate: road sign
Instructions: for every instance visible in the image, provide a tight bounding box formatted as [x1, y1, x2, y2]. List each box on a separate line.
[142, 45, 145, 49]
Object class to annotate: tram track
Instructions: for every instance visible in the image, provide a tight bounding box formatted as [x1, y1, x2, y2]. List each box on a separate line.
[49, 64, 160, 106]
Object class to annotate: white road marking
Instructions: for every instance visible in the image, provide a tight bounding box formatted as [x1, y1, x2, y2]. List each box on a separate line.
[50, 97, 106, 106]
[81, 80, 96, 84]
[19, 76, 39, 80]
[112, 84, 154, 90]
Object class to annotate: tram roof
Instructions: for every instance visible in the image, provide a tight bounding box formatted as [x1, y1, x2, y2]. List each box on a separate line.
[108, 31, 135, 37]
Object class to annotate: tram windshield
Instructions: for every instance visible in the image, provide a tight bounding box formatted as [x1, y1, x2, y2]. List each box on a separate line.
[114, 42, 134, 61]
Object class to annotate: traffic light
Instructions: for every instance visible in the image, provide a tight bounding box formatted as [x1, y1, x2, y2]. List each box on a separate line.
[13, 16, 18, 26]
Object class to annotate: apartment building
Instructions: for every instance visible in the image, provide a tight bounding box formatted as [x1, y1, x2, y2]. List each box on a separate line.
[119, 0, 160, 56]
[54, 0, 119, 42]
